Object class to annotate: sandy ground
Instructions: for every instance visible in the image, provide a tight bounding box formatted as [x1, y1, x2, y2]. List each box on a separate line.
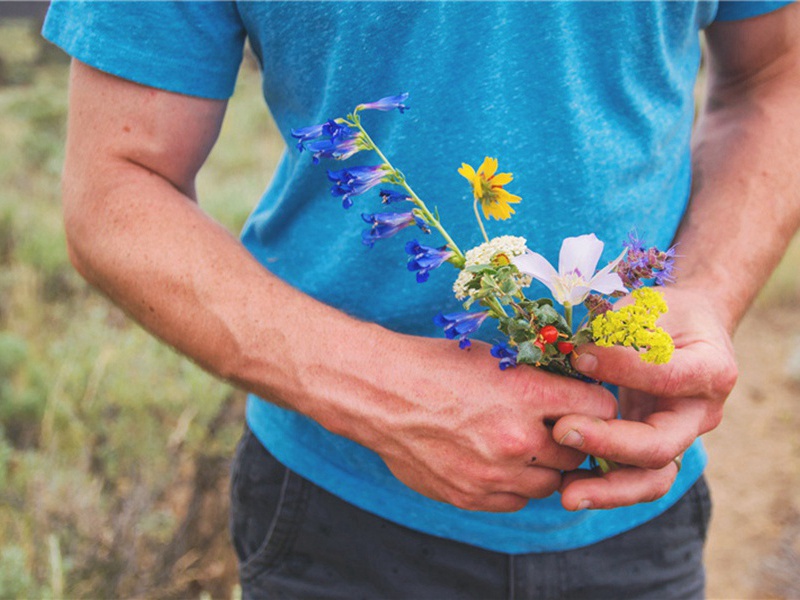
[704, 306, 800, 600]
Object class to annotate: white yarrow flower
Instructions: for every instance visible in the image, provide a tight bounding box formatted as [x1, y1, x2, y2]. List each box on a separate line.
[453, 236, 532, 300]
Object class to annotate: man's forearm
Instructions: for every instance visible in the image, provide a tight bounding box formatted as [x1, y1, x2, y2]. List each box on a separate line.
[63, 154, 388, 435]
[674, 13, 800, 332]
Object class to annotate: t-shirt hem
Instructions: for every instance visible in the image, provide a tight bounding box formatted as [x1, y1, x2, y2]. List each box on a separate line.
[42, 14, 239, 100]
[714, 0, 794, 22]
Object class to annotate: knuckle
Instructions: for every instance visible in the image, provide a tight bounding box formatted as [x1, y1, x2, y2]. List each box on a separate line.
[523, 468, 562, 499]
[656, 473, 675, 498]
[711, 358, 739, 398]
[700, 405, 724, 435]
[495, 427, 532, 460]
[473, 466, 506, 489]
[655, 362, 681, 397]
[528, 478, 561, 500]
[558, 451, 589, 472]
[643, 444, 676, 469]
[600, 394, 619, 420]
[644, 477, 673, 503]
[646, 435, 690, 469]
[500, 496, 530, 512]
[445, 490, 477, 510]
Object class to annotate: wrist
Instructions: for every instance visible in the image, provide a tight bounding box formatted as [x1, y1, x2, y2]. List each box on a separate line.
[667, 264, 745, 336]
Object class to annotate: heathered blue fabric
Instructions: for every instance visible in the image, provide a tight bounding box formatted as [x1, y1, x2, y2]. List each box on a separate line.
[44, 1, 792, 553]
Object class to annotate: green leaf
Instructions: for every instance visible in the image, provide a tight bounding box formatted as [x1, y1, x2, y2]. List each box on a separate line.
[464, 264, 494, 274]
[572, 328, 594, 346]
[517, 341, 543, 365]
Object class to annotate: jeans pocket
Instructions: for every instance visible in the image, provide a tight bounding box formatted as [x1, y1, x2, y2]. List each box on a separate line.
[690, 474, 713, 542]
[230, 428, 310, 581]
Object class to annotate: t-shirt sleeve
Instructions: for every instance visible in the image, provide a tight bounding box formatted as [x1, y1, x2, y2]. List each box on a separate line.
[42, 0, 246, 100]
[714, 0, 795, 22]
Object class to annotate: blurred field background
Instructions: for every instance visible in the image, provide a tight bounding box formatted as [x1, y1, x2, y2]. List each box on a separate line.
[0, 11, 799, 600]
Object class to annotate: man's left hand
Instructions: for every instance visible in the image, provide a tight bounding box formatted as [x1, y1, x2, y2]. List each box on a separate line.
[552, 286, 739, 510]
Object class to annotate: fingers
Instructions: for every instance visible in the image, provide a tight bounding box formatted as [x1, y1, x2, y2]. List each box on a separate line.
[559, 461, 680, 511]
[437, 467, 563, 513]
[572, 342, 738, 401]
[511, 464, 564, 500]
[513, 366, 619, 421]
[552, 398, 706, 469]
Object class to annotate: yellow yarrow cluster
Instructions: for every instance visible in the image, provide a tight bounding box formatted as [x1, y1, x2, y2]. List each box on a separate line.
[591, 287, 674, 364]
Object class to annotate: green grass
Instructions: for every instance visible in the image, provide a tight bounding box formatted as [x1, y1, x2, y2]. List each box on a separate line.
[0, 24, 283, 598]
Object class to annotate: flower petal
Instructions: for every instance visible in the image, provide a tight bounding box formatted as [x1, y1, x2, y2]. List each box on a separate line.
[563, 283, 592, 306]
[558, 234, 604, 278]
[490, 172, 513, 186]
[589, 248, 629, 295]
[479, 157, 498, 179]
[589, 270, 628, 296]
[458, 163, 476, 181]
[495, 189, 521, 205]
[512, 251, 560, 297]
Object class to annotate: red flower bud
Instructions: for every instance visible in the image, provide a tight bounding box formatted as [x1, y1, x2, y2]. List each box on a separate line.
[540, 325, 559, 344]
[557, 341, 575, 354]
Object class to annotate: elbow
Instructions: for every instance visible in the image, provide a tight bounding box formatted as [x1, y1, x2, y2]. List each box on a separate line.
[61, 170, 100, 285]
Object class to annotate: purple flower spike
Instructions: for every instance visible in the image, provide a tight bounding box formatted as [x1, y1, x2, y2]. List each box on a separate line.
[405, 240, 453, 283]
[361, 212, 427, 247]
[434, 311, 490, 349]
[291, 119, 363, 159]
[624, 230, 647, 254]
[291, 119, 351, 148]
[490, 342, 518, 370]
[328, 165, 390, 209]
[616, 231, 678, 290]
[305, 133, 363, 164]
[379, 189, 412, 204]
[356, 93, 410, 114]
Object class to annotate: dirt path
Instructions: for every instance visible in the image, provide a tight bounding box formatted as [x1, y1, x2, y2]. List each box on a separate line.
[704, 306, 800, 600]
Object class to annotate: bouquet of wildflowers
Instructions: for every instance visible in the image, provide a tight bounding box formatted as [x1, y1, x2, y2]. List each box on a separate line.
[292, 94, 677, 380]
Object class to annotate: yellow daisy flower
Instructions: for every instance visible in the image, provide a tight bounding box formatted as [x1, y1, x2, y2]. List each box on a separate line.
[458, 157, 521, 221]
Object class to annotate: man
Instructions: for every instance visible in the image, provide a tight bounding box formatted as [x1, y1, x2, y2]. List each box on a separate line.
[44, 1, 799, 598]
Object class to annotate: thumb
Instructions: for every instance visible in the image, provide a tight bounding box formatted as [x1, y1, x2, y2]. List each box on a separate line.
[572, 343, 681, 397]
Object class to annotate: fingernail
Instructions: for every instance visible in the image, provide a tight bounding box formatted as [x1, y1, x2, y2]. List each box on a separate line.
[577, 500, 592, 511]
[559, 429, 584, 448]
[574, 352, 598, 374]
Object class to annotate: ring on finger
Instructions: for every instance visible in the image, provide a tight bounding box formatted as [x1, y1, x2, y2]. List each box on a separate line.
[672, 453, 684, 473]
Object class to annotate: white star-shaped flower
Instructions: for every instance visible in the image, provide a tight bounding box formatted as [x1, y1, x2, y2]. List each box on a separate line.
[512, 234, 627, 306]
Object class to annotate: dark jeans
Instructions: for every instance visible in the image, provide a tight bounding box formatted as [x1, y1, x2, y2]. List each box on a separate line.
[230, 427, 712, 600]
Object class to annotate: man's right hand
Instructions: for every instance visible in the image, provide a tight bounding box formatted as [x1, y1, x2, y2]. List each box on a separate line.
[328, 330, 618, 513]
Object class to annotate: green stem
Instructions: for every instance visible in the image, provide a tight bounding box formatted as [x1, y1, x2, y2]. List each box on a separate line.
[473, 197, 489, 244]
[352, 119, 465, 262]
[487, 296, 508, 319]
[594, 457, 620, 473]
[565, 303, 573, 333]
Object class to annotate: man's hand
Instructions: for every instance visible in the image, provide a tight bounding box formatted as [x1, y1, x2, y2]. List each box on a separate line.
[552, 286, 737, 510]
[347, 334, 618, 513]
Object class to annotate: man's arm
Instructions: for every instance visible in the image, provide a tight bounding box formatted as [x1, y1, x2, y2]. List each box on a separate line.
[62, 59, 620, 513]
[554, 4, 800, 509]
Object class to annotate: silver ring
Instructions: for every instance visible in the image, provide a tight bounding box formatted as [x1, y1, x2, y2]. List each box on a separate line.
[673, 454, 683, 473]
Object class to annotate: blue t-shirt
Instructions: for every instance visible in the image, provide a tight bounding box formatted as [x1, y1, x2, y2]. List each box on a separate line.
[44, 0, 792, 553]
